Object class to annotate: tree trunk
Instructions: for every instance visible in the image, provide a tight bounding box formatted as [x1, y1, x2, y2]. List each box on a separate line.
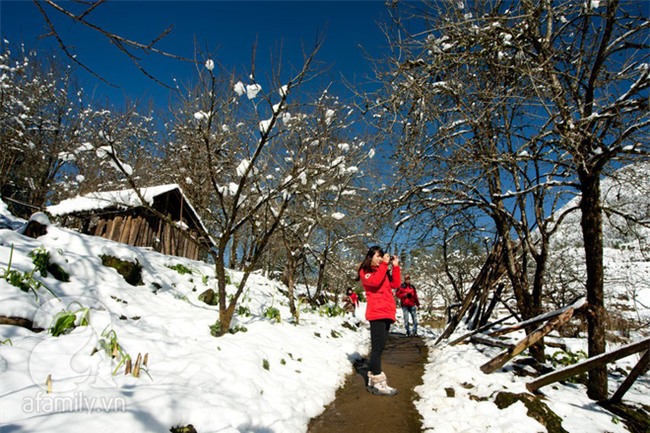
[214, 251, 229, 336]
[579, 170, 608, 400]
[282, 247, 299, 323]
[313, 248, 329, 305]
[493, 205, 544, 362]
[529, 242, 550, 363]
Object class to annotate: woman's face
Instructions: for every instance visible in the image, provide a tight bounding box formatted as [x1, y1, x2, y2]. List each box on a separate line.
[371, 250, 383, 267]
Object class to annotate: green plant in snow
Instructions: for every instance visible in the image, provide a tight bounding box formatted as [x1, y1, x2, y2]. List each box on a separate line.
[29, 246, 50, 277]
[549, 349, 588, 367]
[229, 325, 248, 334]
[263, 306, 281, 323]
[262, 359, 270, 370]
[209, 321, 222, 337]
[1, 338, 12, 345]
[2, 245, 57, 301]
[49, 301, 90, 337]
[318, 304, 346, 318]
[548, 349, 588, 383]
[237, 305, 251, 317]
[210, 321, 247, 336]
[97, 329, 149, 378]
[28, 246, 70, 282]
[4, 267, 42, 294]
[167, 263, 193, 275]
[98, 328, 131, 375]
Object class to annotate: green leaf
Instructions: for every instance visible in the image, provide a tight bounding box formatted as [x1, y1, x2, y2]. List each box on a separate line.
[51, 313, 77, 336]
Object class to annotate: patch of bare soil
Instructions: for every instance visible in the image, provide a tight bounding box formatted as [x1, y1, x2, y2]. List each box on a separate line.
[308, 333, 428, 433]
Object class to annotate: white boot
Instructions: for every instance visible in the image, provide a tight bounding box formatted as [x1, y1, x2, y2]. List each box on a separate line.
[367, 372, 398, 396]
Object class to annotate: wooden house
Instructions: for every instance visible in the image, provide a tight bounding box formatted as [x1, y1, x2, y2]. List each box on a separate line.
[47, 184, 214, 261]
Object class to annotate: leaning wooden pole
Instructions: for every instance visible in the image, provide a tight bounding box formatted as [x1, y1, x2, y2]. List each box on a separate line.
[608, 349, 649, 403]
[480, 307, 575, 374]
[436, 241, 507, 344]
[526, 337, 650, 394]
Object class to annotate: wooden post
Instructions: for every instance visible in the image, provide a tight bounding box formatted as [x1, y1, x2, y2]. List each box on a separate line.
[608, 349, 649, 403]
[526, 337, 650, 393]
[480, 308, 574, 374]
[435, 242, 507, 344]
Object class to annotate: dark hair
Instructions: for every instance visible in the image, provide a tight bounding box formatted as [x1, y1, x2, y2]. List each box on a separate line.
[355, 245, 384, 280]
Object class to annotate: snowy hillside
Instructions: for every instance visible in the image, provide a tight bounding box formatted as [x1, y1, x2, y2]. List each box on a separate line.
[0, 199, 367, 432]
[547, 161, 650, 326]
[1, 182, 648, 433]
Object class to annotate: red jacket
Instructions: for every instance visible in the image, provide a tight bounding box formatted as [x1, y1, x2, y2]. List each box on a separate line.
[359, 262, 401, 322]
[396, 283, 420, 308]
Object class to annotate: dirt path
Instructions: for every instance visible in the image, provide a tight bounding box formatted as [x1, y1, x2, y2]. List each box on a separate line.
[308, 333, 428, 433]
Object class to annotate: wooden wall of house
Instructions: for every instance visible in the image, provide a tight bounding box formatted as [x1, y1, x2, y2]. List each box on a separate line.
[89, 211, 202, 261]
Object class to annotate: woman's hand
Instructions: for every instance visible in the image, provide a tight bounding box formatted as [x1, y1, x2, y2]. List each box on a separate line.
[382, 253, 391, 263]
[390, 255, 400, 266]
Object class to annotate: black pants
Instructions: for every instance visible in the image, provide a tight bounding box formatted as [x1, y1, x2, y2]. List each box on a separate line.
[369, 319, 391, 375]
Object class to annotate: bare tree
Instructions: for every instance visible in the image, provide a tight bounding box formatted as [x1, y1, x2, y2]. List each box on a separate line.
[515, 0, 649, 398]
[0, 42, 86, 216]
[367, 0, 578, 362]
[165, 40, 378, 334]
[0, 39, 171, 232]
[30, 0, 189, 88]
[367, 0, 648, 398]
[271, 90, 373, 319]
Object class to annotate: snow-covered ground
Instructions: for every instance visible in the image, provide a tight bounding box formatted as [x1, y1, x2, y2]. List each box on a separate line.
[1, 198, 648, 432]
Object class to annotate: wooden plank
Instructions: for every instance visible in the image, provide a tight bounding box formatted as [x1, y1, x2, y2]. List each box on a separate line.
[488, 298, 586, 337]
[526, 337, 650, 393]
[143, 216, 155, 246]
[94, 218, 107, 237]
[608, 349, 650, 403]
[546, 341, 568, 351]
[128, 215, 142, 246]
[481, 308, 575, 374]
[108, 215, 123, 242]
[119, 215, 132, 244]
[470, 334, 514, 349]
[161, 224, 170, 255]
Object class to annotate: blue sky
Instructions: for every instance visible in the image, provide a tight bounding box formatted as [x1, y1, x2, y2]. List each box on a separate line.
[1, 1, 391, 110]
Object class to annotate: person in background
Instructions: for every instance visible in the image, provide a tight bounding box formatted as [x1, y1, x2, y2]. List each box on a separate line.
[396, 274, 420, 337]
[344, 287, 359, 315]
[356, 245, 401, 396]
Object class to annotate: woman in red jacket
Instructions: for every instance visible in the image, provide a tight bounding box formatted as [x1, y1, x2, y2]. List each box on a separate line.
[357, 245, 401, 396]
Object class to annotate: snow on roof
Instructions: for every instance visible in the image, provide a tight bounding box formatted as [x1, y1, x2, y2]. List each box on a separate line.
[46, 184, 213, 241]
[47, 184, 180, 216]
